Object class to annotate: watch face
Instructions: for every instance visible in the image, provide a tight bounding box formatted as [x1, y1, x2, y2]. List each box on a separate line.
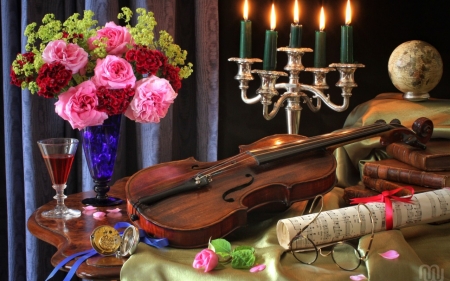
[90, 225, 121, 256]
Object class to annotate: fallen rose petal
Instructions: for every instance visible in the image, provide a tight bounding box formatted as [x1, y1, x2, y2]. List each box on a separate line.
[82, 210, 96, 216]
[379, 250, 400, 259]
[93, 212, 106, 219]
[350, 274, 367, 280]
[107, 212, 122, 219]
[83, 206, 97, 211]
[106, 208, 121, 213]
[250, 264, 266, 273]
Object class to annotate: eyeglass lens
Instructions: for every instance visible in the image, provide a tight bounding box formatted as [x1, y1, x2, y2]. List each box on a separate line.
[292, 239, 362, 271]
[291, 235, 318, 264]
[331, 243, 361, 271]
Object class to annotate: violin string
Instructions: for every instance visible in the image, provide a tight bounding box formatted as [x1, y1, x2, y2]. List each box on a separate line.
[250, 122, 389, 157]
[196, 152, 253, 179]
[196, 122, 391, 180]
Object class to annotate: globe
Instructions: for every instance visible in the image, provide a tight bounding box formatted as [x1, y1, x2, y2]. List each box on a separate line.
[388, 40, 443, 101]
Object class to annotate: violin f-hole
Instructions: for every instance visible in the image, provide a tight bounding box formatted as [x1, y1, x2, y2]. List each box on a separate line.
[222, 174, 254, 202]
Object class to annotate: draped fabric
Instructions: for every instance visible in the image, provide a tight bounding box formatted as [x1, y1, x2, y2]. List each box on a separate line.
[0, 0, 219, 280]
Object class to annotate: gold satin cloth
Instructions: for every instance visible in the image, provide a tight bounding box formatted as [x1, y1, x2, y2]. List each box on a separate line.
[121, 93, 450, 281]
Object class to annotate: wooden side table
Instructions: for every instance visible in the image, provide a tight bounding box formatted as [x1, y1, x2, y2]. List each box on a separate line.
[27, 177, 131, 280]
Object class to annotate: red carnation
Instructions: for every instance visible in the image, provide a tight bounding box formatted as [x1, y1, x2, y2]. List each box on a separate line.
[125, 46, 167, 75]
[95, 86, 135, 115]
[36, 62, 72, 98]
[10, 52, 35, 87]
[163, 64, 182, 93]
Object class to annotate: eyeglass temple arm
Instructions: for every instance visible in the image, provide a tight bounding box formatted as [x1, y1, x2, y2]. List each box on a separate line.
[357, 203, 375, 260]
[288, 195, 325, 251]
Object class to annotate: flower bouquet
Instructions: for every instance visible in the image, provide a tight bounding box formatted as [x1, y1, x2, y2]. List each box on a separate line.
[12, 8, 193, 206]
[11, 7, 193, 129]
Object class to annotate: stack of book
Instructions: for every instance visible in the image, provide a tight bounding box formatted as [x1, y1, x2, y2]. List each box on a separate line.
[343, 139, 450, 205]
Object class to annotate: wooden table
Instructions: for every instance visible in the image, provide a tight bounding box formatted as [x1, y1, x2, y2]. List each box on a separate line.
[27, 177, 130, 280]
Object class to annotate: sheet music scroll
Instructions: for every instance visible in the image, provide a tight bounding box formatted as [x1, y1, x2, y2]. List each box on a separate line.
[277, 188, 450, 250]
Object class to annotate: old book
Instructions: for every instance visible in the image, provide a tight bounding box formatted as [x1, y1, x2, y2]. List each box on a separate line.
[386, 140, 450, 171]
[363, 158, 450, 188]
[342, 184, 380, 205]
[362, 175, 435, 196]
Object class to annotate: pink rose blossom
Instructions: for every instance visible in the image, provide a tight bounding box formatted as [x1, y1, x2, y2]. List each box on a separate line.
[124, 76, 177, 123]
[91, 55, 136, 89]
[42, 40, 88, 74]
[88, 22, 133, 55]
[55, 80, 108, 129]
[192, 249, 218, 273]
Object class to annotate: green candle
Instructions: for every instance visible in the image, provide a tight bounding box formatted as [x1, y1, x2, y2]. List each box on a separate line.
[314, 7, 326, 68]
[289, 0, 302, 48]
[314, 31, 326, 67]
[340, 0, 353, 63]
[263, 3, 278, 70]
[240, 20, 252, 58]
[263, 29, 278, 70]
[340, 25, 353, 63]
[289, 24, 302, 48]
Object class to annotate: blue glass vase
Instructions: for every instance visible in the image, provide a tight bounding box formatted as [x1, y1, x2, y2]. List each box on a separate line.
[81, 114, 123, 206]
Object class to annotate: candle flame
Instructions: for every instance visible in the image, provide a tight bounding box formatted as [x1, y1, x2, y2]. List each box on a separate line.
[294, 0, 299, 24]
[345, 0, 352, 25]
[270, 3, 276, 30]
[244, 0, 249, 21]
[319, 6, 325, 31]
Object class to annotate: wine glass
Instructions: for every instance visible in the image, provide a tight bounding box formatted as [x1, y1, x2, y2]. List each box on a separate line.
[37, 138, 81, 218]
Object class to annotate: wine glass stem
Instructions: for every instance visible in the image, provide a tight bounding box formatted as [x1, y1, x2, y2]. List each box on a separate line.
[53, 184, 67, 212]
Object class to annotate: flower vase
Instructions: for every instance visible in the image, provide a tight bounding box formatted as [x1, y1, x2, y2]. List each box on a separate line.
[81, 114, 123, 206]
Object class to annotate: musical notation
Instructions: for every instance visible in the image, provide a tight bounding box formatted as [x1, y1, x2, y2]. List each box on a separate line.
[276, 188, 450, 249]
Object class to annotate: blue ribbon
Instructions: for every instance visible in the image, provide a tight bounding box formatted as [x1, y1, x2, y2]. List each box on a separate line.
[45, 222, 169, 280]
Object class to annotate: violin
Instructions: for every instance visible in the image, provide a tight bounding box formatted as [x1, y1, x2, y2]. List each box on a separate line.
[125, 117, 433, 248]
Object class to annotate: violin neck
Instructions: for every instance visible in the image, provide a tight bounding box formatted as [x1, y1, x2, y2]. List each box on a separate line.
[251, 121, 395, 165]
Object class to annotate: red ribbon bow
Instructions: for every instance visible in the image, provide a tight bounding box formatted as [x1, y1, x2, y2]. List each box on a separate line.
[350, 187, 415, 230]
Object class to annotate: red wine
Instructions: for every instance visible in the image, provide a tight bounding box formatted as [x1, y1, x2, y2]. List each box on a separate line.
[43, 154, 75, 185]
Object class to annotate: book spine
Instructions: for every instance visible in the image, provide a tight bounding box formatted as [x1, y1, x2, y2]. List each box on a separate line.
[363, 163, 448, 188]
[386, 144, 428, 170]
[362, 176, 413, 196]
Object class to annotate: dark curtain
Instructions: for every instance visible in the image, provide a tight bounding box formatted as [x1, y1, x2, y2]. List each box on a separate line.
[0, 0, 218, 280]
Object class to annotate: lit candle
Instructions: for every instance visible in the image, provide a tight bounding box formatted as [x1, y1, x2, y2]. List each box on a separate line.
[263, 3, 278, 70]
[289, 0, 302, 48]
[340, 0, 353, 63]
[314, 7, 326, 67]
[239, 0, 252, 58]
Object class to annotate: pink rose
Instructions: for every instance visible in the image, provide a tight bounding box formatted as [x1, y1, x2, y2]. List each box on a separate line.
[192, 249, 218, 273]
[55, 80, 108, 130]
[42, 40, 88, 74]
[124, 76, 177, 123]
[91, 55, 136, 89]
[88, 22, 133, 55]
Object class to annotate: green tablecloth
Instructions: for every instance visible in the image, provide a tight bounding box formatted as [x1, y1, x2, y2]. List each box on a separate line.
[121, 93, 450, 281]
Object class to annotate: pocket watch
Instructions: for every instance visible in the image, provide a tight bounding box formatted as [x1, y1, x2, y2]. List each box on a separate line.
[90, 224, 140, 257]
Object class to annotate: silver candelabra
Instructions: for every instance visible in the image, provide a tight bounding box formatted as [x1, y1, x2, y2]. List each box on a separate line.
[229, 47, 364, 134]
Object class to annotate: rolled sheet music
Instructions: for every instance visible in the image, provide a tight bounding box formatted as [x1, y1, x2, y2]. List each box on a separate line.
[277, 188, 450, 250]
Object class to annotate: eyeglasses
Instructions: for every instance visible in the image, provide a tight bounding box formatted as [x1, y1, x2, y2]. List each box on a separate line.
[286, 195, 374, 271]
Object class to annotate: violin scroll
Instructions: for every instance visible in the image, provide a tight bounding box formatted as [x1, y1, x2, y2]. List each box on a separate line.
[380, 117, 433, 149]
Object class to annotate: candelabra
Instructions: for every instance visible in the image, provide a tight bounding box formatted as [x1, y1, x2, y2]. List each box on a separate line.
[229, 47, 364, 134]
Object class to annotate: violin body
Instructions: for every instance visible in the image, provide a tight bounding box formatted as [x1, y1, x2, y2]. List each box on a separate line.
[126, 135, 336, 248]
[125, 118, 433, 248]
